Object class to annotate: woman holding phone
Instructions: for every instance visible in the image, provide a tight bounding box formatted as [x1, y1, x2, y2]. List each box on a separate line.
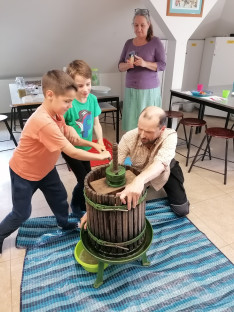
[118, 8, 166, 131]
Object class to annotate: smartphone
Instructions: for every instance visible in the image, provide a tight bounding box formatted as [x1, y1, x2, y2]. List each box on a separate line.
[128, 51, 136, 64]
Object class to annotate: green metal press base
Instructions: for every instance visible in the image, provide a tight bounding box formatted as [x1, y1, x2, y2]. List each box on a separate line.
[80, 218, 153, 288]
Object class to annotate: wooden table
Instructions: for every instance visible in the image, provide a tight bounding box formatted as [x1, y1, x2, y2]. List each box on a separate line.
[9, 84, 42, 131]
[9, 84, 120, 142]
[168, 85, 234, 132]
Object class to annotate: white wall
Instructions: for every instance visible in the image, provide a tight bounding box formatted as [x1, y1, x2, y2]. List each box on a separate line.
[182, 40, 205, 91]
[144, 0, 219, 40]
[215, 0, 234, 36]
[1, 0, 234, 113]
[147, 0, 220, 109]
[0, 0, 165, 79]
[191, 0, 230, 39]
[0, 0, 166, 113]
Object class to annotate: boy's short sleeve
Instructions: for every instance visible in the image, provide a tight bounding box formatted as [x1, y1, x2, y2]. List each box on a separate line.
[38, 122, 69, 152]
[91, 94, 101, 117]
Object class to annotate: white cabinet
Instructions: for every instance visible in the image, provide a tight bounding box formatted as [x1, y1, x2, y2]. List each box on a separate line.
[199, 37, 234, 117]
[182, 40, 205, 91]
[179, 40, 205, 113]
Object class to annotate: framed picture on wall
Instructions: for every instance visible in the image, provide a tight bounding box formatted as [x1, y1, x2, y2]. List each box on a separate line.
[166, 0, 204, 17]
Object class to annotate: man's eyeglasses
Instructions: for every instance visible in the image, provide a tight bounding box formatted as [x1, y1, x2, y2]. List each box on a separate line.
[134, 8, 150, 16]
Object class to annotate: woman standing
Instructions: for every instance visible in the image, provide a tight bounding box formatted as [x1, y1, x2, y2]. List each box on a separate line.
[118, 8, 166, 131]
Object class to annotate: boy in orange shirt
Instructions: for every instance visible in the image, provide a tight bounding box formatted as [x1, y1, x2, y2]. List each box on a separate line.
[0, 70, 110, 255]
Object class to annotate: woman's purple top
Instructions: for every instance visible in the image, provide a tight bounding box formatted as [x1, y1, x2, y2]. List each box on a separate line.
[118, 37, 166, 89]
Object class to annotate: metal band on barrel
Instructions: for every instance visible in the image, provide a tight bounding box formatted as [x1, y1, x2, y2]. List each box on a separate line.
[84, 189, 147, 212]
[86, 222, 147, 250]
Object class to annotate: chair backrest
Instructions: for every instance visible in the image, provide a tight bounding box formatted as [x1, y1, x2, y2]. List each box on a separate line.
[99, 102, 117, 113]
[0, 114, 8, 122]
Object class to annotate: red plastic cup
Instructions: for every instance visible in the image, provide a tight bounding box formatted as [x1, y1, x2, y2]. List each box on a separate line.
[197, 84, 203, 91]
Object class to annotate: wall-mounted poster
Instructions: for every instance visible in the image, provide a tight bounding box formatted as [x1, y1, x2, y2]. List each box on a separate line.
[166, 0, 204, 17]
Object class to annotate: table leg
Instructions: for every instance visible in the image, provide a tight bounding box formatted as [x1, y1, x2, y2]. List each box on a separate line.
[225, 112, 230, 128]
[17, 107, 24, 129]
[10, 108, 14, 132]
[10, 107, 17, 132]
[195, 104, 205, 134]
[167, 93, 173, 128]
[116, 98, 119, 143]
[4, 119, 17, 146]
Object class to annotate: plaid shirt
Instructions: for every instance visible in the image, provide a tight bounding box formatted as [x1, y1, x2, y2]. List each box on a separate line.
[118, 128, 177, 190]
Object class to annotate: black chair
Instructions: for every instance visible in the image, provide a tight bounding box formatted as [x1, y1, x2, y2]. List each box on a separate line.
[99, 102, 117, 130]
[176, 118, 210, 166]
[165, 110, 184, 129]
[188, 127, 234, 184]
[165, 110, 184, 126]
[0, 114, 17, 151]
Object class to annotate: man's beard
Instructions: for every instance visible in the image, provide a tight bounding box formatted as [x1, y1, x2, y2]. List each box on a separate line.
[141, 138, 156, 146]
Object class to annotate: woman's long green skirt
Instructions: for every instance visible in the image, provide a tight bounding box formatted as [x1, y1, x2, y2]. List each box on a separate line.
[122, 87, 162, 131]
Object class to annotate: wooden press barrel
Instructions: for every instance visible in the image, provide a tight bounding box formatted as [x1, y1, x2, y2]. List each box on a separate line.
[84, 164, 147, 258]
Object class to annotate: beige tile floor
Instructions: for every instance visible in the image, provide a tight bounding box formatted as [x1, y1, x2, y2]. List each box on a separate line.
[0, 110, 234, 311]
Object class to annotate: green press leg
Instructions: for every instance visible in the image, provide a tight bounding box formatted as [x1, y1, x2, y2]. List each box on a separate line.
[94, 261, 105, 288]
[142, 252, 150, 266]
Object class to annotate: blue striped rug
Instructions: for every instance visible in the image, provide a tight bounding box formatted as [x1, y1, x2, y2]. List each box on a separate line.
[16, 198, 234, 312]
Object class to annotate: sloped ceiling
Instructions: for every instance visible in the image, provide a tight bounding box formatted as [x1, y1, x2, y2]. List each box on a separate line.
[0, 0, 164, 79]
[191, 0, 233, 39]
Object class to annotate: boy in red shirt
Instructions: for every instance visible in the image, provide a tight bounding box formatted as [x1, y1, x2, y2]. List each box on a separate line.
[0, 70, 110, 254]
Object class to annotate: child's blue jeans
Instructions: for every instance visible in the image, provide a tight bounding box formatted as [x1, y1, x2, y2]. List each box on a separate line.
[0, 167, 70, 243]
